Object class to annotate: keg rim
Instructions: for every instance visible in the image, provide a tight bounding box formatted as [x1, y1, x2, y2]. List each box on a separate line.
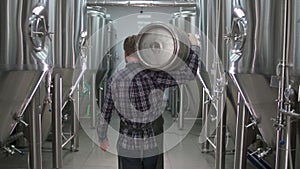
[136, 22, 182, 70]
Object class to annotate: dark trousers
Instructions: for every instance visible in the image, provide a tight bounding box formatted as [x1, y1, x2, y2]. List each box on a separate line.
[118, 115, 164, 169]
[153, 115, 164, 169]
[118, 155, 158, 169]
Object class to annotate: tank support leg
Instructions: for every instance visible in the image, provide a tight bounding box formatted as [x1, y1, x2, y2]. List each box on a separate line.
[233, 92, 249, 169]
[201, 88, 211, 152]
[91, 73, 97, 128]
[215, 90, 226, 169]
[29, 96, 43, 169]
[52, 74, 63, 169]
[71, 85, 80, 151]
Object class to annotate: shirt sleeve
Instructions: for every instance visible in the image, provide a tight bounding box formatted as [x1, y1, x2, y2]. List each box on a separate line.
[96, 78, 114, 143]
[155, 45, 200, 89]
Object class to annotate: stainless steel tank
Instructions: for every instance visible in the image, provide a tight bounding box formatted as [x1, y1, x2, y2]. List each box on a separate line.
[225, 0, 286, 149]
[169, 8, 202, 124]
[87, 6, 107, 71]
[171, 7, 197, 34]
[51, 0, 87, 102]
[137, 23, 191, 71]
[0, 0, 51, 145]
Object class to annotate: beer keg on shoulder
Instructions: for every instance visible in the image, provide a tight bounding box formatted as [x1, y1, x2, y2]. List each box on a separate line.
[136, 23, 190, 71]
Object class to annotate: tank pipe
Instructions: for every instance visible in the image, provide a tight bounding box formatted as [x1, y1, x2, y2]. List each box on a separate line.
[197, 69, 213, 100]
[275, 0, 291, 168]
[229, 73, 258, 122]
[63, 32, 88, 109]
[10, 70, 48, 135]
[87, 0, 196, 7]
[233, 0, 241, 8]
[40, 70, 53, 122]
[280, 109, 300, 118]
[178, 85, 184, 129]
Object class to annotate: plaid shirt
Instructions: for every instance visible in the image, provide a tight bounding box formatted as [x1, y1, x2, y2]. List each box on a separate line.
[97, 46, 199, 151]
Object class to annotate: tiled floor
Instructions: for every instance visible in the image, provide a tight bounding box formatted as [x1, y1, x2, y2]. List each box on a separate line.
[0, 111, 224, 169]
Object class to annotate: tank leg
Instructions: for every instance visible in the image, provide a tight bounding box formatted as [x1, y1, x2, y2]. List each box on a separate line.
[71, 85, 80, 151]
[215, 90, 226, 169]
[52, 74, 63, 169]
[91, 73, 97, 128]
[28, 96, 43, 169]
[201, 88, 210, 152]
[233, 92, 248, 169]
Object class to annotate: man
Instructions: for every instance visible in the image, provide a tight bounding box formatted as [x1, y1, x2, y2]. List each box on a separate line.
[97, 33, 200, 169]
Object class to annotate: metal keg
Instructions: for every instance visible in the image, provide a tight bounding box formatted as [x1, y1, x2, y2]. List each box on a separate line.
[137, 23, 190, 70]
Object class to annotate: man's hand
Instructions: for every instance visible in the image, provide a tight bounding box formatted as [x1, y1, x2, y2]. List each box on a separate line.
[188, 33, 200, 46]
[99, 140, 110, 152]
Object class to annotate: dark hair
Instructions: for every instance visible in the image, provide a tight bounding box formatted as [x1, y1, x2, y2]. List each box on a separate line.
[123, 35, 137, 57]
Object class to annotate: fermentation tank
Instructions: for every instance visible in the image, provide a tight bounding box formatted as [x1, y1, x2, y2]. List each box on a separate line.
[87, 6, 107, 71]
[51, 0, 87, 103]
[197, 0, 288, 168]
[0, 0, 51, 145]
[169, 8, 201, 126]
[225, 0, 285, 149]
[171, 7, 197, 35]
[84, 6, 112, 127]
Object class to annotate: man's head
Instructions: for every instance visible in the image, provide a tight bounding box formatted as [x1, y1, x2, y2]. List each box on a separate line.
[123, 35, 139, 63]
[123, 35, 137, 57]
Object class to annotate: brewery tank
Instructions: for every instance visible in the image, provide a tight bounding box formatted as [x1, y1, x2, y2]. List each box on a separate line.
[51, 0, 87, 102]
[87, 6, 107, 71]
[225, 0, 286, 149]
[169, 8, 202, 120]
[0, 0, 51, 145]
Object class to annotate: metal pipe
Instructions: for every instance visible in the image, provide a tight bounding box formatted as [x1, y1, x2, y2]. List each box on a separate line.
[28, 97, 43, 169]
[215, 84, 226, 169]
[91, 73, 97, 128]
[87, 0, 196, 7]
[53, 0, 63, 68]
[197, 69, 213, 100]
[62, 135, 75, 148]
[233, 92, 248, 169]
[71, 85, 80, 151]
[10, 71, 48, 135]
[63, 31, 88, 109]
[52, 74, 63, 169]
[275, 79, 284, 169]
[174, 88, 179, 118]
[201, 87, 210, 152]
[275, 0, 292, 168]
[170, 88, 176, 117]
[229, 73, 258, 122]
[178, 85, 184, 129]
[68, 64, 87, 99]
[206, 137, 216, 150]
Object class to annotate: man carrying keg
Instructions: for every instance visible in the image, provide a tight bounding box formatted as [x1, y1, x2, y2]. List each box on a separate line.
[97, 30, 200, 169]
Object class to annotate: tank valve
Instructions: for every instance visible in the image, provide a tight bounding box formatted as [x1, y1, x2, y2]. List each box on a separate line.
[2, 145, 25, 156]
[257, 147, 271, 159]
[249, 147, 271, 159]
[10, 145, 25, 155]
[14, 114, 29, 127]
[3, 146, 14, 155]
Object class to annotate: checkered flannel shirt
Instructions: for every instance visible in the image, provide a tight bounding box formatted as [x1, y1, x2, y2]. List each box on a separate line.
[97, 46, 200, 151]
